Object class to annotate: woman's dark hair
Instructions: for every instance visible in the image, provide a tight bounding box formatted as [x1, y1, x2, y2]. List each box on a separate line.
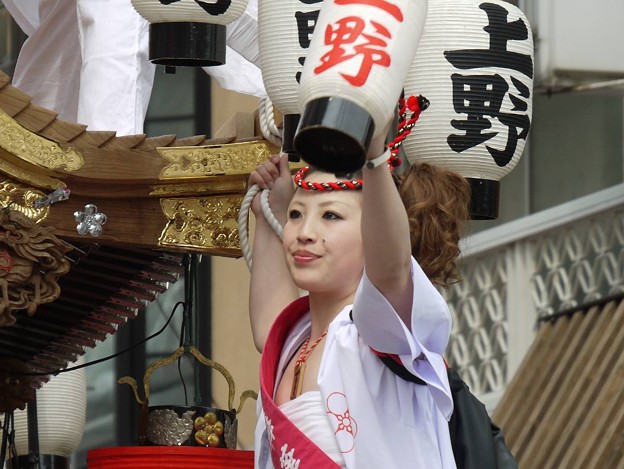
[398, 163, 470, 288]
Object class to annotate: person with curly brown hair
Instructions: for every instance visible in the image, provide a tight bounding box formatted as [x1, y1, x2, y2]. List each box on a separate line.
[398, 162, 470, 288]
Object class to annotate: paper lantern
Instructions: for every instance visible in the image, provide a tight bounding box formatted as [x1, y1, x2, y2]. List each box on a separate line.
[131, 0, 250, 66]
[11, 358, 86, 468]
[404, 0, 534, 219]
[258, 0, 323, 159]
[294, 0, 428, 173]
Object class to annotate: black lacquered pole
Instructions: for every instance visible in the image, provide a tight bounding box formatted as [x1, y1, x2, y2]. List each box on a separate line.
[26, 398, 39, 469]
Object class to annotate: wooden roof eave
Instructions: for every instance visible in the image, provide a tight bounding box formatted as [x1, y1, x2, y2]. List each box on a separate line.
[0, 68, 288, 411]
[493, 296, 624, 469]
[0, 69, 281, 257]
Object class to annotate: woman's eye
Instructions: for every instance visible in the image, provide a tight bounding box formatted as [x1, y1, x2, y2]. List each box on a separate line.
[289, 209, 302, 219]
[323, 211, 341, 221]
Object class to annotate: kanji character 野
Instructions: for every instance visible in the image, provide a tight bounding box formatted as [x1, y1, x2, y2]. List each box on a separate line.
[314, 16, 392, 87]
[448, 73, 530, 166]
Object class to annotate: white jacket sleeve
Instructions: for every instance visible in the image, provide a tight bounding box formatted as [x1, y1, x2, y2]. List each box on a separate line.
[352, 256, 453, 418]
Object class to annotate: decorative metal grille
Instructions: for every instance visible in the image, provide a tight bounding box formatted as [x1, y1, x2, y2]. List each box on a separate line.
[443, 200, 624, 397]
[531, 208, 624, 317]
[443, 250, 510, 395]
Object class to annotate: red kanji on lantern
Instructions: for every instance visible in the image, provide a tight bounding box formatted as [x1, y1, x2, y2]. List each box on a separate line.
[314, 16, 392, 87]
[335, 0, 404, 22]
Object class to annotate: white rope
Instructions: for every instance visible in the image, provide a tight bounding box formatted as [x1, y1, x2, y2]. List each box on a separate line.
[259, 96, 282, 147]
[260, 188, 285, 240]
[238, 184, 284, 270]
[238, 185, 258, 269]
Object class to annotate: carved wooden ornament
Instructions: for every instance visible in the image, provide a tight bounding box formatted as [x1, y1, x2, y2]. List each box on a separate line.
[0, 209, 71, 326]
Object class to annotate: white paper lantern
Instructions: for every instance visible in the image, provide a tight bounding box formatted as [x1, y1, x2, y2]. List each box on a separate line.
[404, 0, 534, 219]
[294, 0, 428, 173]
[11, 358, 87, 467]
[258, 0, 323, 158]
[131, 0, 250, 66]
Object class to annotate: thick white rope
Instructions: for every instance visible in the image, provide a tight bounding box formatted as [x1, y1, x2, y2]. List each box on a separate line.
[258, 96, 282, 147]
[240, 96, 284, 268]
[238, 185, 258, 269]
[238, 184, 284, 270]
[260, 188, 284, 240]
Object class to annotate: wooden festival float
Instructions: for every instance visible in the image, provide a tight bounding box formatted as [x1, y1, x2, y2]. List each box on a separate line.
[0, 68, 272, 467]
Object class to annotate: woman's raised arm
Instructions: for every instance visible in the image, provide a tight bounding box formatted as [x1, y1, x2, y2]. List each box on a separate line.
[360, 129, 414, 328]
[248, 154, 300, 352]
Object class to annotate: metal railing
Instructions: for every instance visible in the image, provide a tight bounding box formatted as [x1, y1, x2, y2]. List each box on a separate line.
[443, 183, 624, 409]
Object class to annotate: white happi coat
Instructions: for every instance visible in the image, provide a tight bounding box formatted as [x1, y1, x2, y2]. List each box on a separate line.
[3, 0, 264, 135]
[255, 257, 457, 469]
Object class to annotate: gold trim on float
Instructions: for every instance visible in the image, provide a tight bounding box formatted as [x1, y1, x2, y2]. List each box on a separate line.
[0, 149, 65, 191]
[149, 179, 247, 198]
[0, 180, 50, 223]
[0, 110, 84, 171]
[157, 140, 279, 179]
[158, 195, 243, 255]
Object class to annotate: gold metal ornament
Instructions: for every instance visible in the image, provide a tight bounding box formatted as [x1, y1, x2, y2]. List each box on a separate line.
[158, 140, 278, 179]
[159, 196, 243, 255]
[0, 110, 84, 172]
[0, 180, 50, 222]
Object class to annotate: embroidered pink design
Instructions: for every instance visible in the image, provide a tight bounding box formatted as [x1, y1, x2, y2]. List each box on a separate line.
[326, 392, 358, 453]
[279, 443, 301, 469]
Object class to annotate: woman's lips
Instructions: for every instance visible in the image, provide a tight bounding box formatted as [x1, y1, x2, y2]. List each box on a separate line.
[292, 250, 320, 263]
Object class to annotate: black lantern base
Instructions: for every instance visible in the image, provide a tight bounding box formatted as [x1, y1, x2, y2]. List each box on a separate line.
[282, 114, 301, 162]
[468, 178, 500, 220]
[10, 455, 69, 469]
[294, 97, 375, 175]
[149, 22, 226, 67]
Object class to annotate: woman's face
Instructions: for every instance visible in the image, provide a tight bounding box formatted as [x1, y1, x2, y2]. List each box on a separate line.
[283, 173, 364, 297]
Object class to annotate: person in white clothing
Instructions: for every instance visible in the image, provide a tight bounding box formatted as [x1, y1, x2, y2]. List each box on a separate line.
[3, 0, 265, 136]
[247, 105, 471, 467]
[3, 0, 155, 135]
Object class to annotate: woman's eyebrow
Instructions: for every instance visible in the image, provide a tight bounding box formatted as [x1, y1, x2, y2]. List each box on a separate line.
[316, 200, 354, 210]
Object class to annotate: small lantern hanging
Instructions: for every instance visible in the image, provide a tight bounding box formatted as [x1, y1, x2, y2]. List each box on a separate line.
[11, 358, 87, 468]
[403, 0, 534, 219]
[258, 0, 323, 160]
[294, 0, 428, 174]
[131, 0, 250, 67]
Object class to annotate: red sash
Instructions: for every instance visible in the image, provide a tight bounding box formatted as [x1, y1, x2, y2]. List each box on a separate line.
[260, 296, 342, 468]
